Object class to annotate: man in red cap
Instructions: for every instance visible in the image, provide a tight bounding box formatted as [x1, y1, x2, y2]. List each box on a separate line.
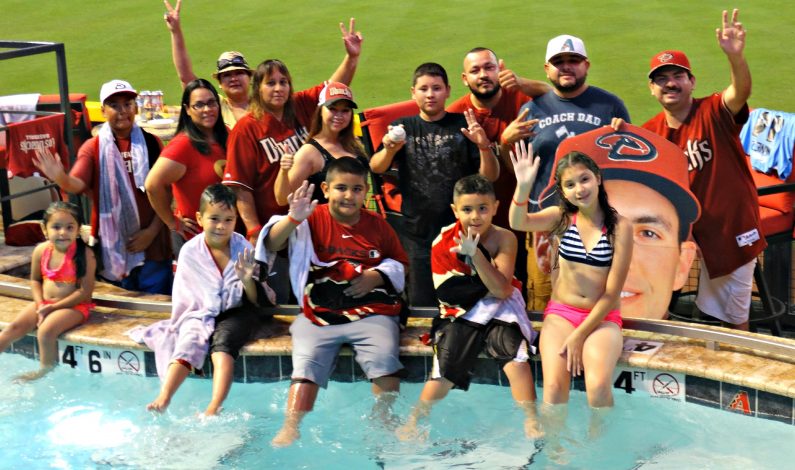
[538, 124, 700, 320]
[642, 9, 765, 330]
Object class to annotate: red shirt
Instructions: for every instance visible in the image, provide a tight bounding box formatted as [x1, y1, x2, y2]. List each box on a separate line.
[71, 133, 171, 261]
[159, 132, 225, 220]
[643, 93, 765, 278]
[308, 204, 408, 270]
[223, 84, 323, 224]
[448, 87, 531, 230]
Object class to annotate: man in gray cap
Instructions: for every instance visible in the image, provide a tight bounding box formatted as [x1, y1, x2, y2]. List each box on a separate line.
[503, 34, 630, 311]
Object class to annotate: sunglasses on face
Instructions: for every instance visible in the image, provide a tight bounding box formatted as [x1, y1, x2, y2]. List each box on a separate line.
[217, 56, 247, 70]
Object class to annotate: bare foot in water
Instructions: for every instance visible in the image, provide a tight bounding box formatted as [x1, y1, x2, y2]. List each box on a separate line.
[12, 368, 49, 383]
[525, 417, 544, 439]
[395, 419, 427, 442]
[147, 395, 170, 412]
[202, 404, 222, 416]
[271, 425, 300, 448]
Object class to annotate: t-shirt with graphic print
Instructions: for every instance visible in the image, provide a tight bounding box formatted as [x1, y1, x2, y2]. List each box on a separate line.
[388, 112, 481, 239]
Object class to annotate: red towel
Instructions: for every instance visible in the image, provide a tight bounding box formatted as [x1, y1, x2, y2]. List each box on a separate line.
[2, 114, 69, 177]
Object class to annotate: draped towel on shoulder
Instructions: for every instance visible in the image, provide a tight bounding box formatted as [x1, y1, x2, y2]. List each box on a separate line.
[127, 232, 263, 378]
[431, 221, 536, 345]
[255, 214, 405, 326]
[97, 122, 149, 281]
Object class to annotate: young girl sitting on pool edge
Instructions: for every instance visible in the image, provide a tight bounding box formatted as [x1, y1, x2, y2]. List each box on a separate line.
[508, 140, 632, 440]
[0, 202, 96, 382]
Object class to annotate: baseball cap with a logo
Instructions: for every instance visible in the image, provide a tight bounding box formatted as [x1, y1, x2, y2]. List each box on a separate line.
[100, 79, 137, 103]
[545, 35, 588, 62]
[318, 81, 358, 108]
[538, 124, 700, 241]
[648, 50, 692, 79]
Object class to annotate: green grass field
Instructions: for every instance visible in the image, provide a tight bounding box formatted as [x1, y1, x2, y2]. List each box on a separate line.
[1, 0, 793, 123]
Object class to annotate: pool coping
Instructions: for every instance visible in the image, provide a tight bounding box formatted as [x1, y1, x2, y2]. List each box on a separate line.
[2, 274, 794, 426]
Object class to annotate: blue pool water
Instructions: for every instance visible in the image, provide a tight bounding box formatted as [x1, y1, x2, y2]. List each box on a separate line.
[1, 353, 793, 469]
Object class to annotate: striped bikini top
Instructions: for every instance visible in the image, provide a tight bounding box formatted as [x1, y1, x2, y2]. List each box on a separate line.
[558, 214, 613, 268]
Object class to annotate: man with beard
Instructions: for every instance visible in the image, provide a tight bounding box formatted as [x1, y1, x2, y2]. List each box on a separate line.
[503, 35, 630, 310]
[448, 47, 550, 292]
[642, 9, 764, 331]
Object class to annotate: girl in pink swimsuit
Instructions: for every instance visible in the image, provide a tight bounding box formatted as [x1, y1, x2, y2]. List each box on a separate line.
[509, 140, 633, 441]
[0, 202, 96, 382]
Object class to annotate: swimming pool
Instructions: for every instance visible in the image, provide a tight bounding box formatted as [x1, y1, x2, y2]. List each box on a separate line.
[1, 354, 793, 469]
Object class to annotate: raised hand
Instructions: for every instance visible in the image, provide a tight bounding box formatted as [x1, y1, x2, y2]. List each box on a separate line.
[163, 0, 182, 32]
[716, 9, 745, 57]
[340, 18, 363, 58]
[234, 248, 257, 283]
[500, 109, 537, 147]
[382, 124, 406, 152]
[450, 227, 480, 258]
[460, 109, 490, 148]
[32, 147, 65, 181]
[497, 59, 518, 91]
[286, 180, 318, 222]
[509, 140, 540, 188]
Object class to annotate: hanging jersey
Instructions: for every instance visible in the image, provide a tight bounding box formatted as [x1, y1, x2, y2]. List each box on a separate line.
[740, 108, 795, 180]
[557, 214, 613, 267]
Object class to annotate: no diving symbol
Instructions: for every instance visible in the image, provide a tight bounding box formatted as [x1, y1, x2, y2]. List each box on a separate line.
[117, 351, 140, 374]
[652, 373, 679, 397]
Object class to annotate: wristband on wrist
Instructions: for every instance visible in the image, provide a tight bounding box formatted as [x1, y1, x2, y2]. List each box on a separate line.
[246, 224, 263, 239]
[287, 215, 302, 225]
[512, 197, 529, 206]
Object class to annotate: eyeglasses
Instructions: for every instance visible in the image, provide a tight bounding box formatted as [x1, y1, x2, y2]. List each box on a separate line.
[217, 56, 248, 70]
[189, 99, 219, 111]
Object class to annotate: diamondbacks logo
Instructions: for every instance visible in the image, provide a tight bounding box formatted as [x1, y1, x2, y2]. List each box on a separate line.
[596, 132, 657, 162]
[657, 52, 674, 63]
[561, 38, 575, 53]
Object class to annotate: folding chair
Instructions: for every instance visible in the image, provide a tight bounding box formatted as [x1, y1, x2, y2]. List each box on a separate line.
[358, 100, 419, 220]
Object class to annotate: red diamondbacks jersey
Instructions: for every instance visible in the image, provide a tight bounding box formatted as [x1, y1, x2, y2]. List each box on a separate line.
[307, 204, 409, 272]
[642, 93, 765, 278]
[223, 84, 323, 224]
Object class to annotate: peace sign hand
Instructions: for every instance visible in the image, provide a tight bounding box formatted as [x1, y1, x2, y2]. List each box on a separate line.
[716, 9, 745, 57]
[461, 109, 489, 149]
[340, 18, 363, 58]
[163, 0, 182, 32]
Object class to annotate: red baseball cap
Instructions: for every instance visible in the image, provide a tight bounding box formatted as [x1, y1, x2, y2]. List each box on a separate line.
[318, 81, 357, 108]
[648, 50, 691, 79]
[538, 124, 700, 241]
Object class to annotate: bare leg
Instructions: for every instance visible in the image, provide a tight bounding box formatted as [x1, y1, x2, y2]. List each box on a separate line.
[396, 377, 453, 442]
[147, 361, 191, 412]
[724, 320, 749, 331]
[204, 352, 234, 416]
[0, 303, 38, 353]
[539, 315, 575, 405]
[14, 308, 83, 382]
[370, 375, 400, 425]
[503, 361, 543, 438]
[581, 322, 622, 408]
[271, 380, 319, 448]
[540, 402, 569, 465]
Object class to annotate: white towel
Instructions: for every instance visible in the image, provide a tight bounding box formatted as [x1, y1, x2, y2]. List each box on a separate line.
[0, 93, 40, 126]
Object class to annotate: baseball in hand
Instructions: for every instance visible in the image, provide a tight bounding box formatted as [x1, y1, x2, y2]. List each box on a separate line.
[387, 126, 406, 142]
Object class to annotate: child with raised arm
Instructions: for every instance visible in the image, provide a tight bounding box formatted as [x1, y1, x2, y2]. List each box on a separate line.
[131, 184, 274, 415]
[0, 202, 96, 382]
[397, 175, 541, 441]
[260, 157, 408, 447]
[369, 62, 499, 306]
[508, 140, 632, 448]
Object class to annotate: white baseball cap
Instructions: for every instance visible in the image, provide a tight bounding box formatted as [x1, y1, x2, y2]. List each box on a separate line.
[99, 79, 137, 103]
[545, 35, 588, 62]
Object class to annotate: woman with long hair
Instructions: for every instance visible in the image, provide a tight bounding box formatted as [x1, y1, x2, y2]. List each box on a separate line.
[274, 82, 368, 205]
[222, 19, 363, 246]
[509, 140, 632, 441]
[145, 79, 228, 250]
